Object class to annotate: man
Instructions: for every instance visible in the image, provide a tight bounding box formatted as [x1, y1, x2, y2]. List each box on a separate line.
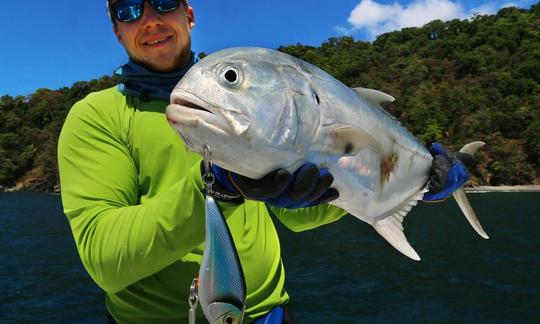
[57, 0, 470, 323]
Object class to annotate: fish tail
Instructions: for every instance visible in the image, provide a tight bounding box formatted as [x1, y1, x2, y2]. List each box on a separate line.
[454, 141, 489, 239]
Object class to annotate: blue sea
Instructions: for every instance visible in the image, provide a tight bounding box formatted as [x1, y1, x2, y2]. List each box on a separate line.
[1, 192, 539, 323]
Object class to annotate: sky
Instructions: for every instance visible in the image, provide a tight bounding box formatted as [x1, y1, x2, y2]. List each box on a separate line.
[0, 0, 537, 97]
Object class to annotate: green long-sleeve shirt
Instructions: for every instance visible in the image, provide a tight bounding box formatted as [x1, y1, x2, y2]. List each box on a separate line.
[57, 86, 347, 323]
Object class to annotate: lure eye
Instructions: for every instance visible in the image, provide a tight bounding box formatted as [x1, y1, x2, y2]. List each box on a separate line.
[219, 65, 242, 88]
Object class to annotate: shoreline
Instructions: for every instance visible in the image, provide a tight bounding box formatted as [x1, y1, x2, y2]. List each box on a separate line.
[464, 185, 540, 193]
[1, 185, 539, 194]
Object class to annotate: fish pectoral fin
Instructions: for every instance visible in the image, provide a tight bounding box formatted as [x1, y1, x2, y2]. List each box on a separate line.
[453, 188, 489, 239]
[352, 87, 395, 104]
[324, 123, 384, 156]
[372, 190, 425, 261]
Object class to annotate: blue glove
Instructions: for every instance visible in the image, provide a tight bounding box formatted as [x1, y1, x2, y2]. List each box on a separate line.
[254, 306, 284, 324]
[208, 162, 339, 208]
[423, 143, 473, 202]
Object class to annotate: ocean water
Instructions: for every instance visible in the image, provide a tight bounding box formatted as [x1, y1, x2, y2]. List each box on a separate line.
[0, 192, 539, 323]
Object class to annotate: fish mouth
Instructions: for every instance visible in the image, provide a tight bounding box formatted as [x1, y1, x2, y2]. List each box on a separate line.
[167, 91, 251, 136]
[172, 97, 213, 114]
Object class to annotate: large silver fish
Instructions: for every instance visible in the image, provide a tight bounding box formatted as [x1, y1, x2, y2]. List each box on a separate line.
[166, 47, 489, 261]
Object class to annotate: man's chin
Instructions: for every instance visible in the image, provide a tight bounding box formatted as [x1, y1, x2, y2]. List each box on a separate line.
[144, 57, 190, 73]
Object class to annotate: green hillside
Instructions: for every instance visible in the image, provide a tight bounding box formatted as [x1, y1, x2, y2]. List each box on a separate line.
[1, 3, 539, 191]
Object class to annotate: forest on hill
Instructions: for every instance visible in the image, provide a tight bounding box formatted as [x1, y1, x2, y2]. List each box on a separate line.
[1, 3, 539, 192]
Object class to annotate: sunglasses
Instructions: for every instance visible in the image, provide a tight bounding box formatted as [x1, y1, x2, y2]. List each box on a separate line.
[110, 0, 183, 23]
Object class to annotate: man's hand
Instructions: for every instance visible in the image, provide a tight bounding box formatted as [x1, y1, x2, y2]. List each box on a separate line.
[206, 163, 339, 208]
[423, 143, 475, 202]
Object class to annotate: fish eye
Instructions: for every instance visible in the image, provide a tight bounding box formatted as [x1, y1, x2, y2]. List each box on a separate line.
[219, 65, 242, 88]
[224, 70, 237, 83]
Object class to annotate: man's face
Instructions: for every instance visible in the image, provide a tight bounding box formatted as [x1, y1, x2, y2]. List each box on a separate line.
[112, 1, 195, 72]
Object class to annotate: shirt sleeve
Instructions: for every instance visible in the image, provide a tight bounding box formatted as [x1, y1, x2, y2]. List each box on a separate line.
[268, 203, 348, 232]
[58, 95, 207, 293]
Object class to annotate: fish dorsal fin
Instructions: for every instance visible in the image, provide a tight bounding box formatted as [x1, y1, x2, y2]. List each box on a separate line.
[372, 189, 426, 261]
[352, 87, 395, 105]
[323, 123, 385, 156]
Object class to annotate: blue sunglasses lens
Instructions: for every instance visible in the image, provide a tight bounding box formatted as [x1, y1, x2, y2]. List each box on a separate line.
[113, 0, 143, 22]
[150, 0, 180, 13]
[112, 0, 181, 22]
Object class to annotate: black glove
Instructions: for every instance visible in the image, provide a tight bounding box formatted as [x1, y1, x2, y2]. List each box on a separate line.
[424, 143, 475, 201]
[206, 162, 339, 208]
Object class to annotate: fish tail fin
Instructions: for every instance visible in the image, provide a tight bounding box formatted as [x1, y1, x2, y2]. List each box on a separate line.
[459, 141, 485, 156]
[453, 188, 489, 239]
[454, 140, 489, 239]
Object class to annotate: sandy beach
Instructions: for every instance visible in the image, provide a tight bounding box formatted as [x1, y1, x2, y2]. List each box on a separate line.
[465, 185, 540, 193]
